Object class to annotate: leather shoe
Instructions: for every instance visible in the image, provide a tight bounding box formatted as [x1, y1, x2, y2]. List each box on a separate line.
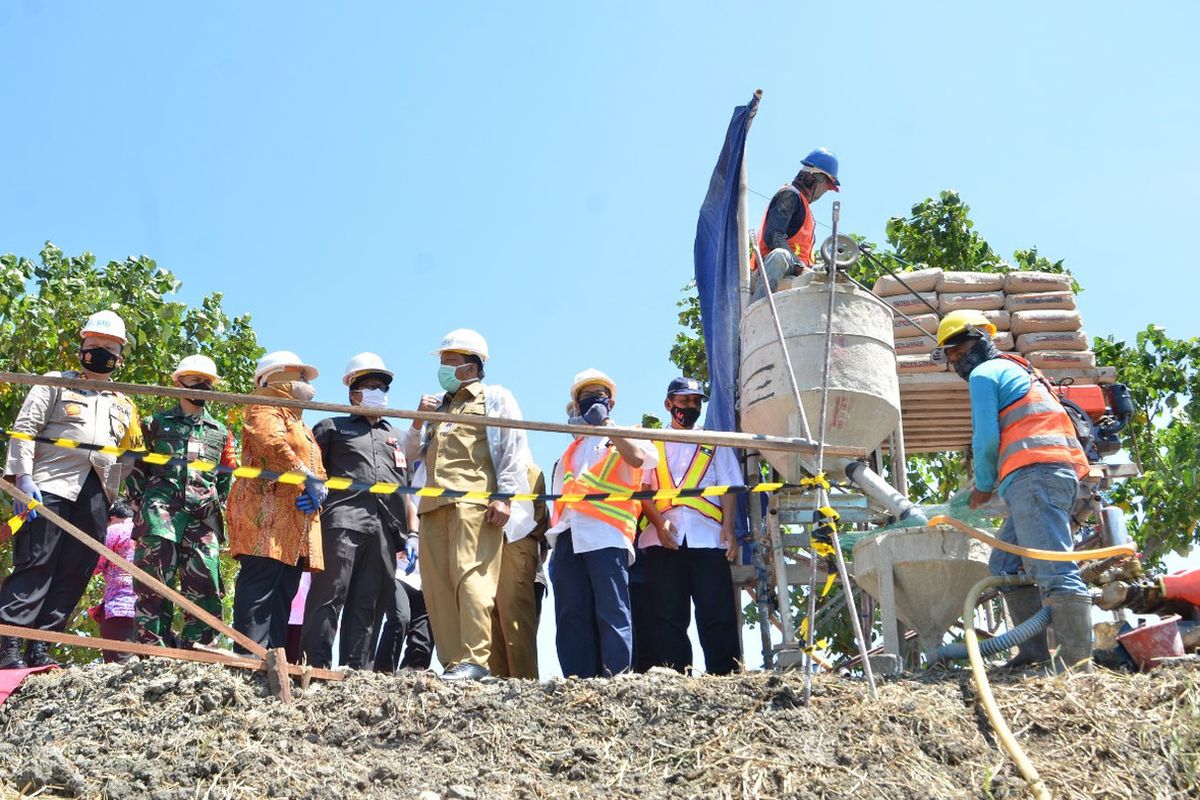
[25, 640, 60, 668]
[441, 662, 489, 682]
[0, 636, 28, 669]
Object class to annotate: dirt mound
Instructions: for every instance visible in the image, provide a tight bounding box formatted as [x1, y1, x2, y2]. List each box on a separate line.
[1, 659, 1197, 800]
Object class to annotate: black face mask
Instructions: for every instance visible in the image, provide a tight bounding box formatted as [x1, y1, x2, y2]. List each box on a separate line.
[952, 337, 999, 381]
[669, 404, 701, 428]
[184, 383, 214, 406]
[80, 347, 119, 374]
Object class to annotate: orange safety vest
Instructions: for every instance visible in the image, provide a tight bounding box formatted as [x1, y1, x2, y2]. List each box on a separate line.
[651, 441, 722, 524]
[551, 437, 644, 544]
[752, 184, 815, 270]
[995, 354, 1090, 484]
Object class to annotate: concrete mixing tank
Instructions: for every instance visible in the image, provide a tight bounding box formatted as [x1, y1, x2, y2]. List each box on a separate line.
[740, 272, 900, 482]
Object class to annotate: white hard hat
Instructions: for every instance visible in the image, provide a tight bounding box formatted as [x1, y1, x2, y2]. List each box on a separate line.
[173, 354, 220, 383]
[254, 350, 318, 385]
[80, 310, 128, 344]
[570, 368, 617, 401]
[432, 329, 489, 362]
[342, 352, 394, 387]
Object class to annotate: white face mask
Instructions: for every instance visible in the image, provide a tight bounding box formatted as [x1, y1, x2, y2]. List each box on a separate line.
[289, 381, 317, 402]
[358, 388, 387, 408]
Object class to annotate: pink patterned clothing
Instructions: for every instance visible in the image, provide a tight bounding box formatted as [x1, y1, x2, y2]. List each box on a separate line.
[95, 520, 136, 619]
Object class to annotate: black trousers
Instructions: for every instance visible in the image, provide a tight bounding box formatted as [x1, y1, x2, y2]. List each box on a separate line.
[301, 527, 393, 669]
[0, 471, 108, 631]
[375, 579, 433, 672]
[231, 555, 303, 654]
[642, 543, 740, 675]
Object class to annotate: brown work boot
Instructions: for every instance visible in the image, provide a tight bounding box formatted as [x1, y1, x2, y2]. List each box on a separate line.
[0, 635, 28, 669]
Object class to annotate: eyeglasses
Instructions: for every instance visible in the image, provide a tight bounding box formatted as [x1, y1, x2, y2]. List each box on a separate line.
[578, 391, 611, 401]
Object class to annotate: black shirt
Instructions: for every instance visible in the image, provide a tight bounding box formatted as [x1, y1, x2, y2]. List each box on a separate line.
[312, 415, 410, 544]
[763, 183, 808, 252]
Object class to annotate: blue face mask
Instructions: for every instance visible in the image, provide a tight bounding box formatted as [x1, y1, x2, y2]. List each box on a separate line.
[438, 364, 463, 394]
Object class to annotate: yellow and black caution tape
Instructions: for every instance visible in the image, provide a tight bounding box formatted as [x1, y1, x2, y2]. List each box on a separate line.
[1, 429, 822, 506]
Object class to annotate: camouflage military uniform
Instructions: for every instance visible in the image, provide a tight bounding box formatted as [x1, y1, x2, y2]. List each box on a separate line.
[126, 404, 237, 647]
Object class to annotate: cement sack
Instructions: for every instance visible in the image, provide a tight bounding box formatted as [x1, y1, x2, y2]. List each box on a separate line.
[873, 267, 943, 297]
[993, 331, 1015, 351]
[1005, 291, 1077, 312]
[937, 271, 1005, 292]
[1004, 271, 1073, 294]
[896, 354, 946, 374]
[1025, 350, 1096, 370]
[939, 290, 1006, 312]
[982, 309, 1011, 331]
[895, 336, 937, 356]
[886, 292, 939, 316]
[1015, 330, 1089, 353]
[1010, 309, 1083, 335]
[893, 313, 939, 340]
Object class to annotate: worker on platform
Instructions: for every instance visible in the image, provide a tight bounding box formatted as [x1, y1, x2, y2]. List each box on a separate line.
[489, 462, 549, 679]
[638, 377, 741, 675]
[302, 353, 411, 670]
[0, 310, 143, 670]
[127, 354, 237, 650]
[403, 329, 535, 681]
[752, 147, 840, 299]
[547, 370, 658, 678]
[935, 309, 1094, 672]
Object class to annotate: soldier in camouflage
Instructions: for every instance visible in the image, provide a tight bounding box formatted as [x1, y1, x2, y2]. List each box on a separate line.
[126, 355, 237, 648]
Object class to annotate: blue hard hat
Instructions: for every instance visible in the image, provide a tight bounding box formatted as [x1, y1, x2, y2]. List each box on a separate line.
[801, 147, 840, 189]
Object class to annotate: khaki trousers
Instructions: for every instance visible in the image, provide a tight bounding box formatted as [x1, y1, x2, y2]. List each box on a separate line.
[418, 502, 503, 668]
[489, 534, 541, 678]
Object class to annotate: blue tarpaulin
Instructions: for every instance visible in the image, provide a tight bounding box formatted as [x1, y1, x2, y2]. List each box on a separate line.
[694, 92, 759, 541]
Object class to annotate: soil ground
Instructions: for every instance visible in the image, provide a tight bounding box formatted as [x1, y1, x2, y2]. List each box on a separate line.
[1, 659, 1196, 800]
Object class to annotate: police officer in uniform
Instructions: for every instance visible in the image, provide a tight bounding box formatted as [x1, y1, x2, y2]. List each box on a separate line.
[0, 311, 143, 669]
[126, 355, 237, 648]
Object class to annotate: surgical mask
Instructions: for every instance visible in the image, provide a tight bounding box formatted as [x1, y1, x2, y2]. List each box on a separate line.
[438, 364, 463, 394]
[358, 388, 387, 408]
[290, 381, 317, 401]
[952, 337, 999, 381]
[80, 347, 118, 374]
[669, 404, 701, 428]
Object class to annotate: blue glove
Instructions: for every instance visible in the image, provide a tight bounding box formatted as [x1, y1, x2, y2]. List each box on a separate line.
[295, 477, 328, 514]
[404, 534, 419, 575]
[14, 475, 43, 520]
[582, 401, 610, 426]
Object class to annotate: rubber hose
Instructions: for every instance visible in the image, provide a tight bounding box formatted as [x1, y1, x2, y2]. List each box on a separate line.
[937, 606, 1052, 661]
[928, 515, 1137, 561]
[964, 575, 1053, 800]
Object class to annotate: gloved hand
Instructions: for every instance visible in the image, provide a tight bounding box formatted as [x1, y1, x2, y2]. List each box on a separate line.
[404, 534, 419, 575]
[295, 476, 328, 514]
[582, 401, 610, 426]
[14, 474, 43, 520]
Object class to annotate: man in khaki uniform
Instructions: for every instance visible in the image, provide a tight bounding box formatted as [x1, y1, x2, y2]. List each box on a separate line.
[1, 311, 143, 669]
[489, 462, 549, 679]
[405, 329, 534, 681]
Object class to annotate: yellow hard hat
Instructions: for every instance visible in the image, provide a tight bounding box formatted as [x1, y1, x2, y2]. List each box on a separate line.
[935, 310, 997, 347]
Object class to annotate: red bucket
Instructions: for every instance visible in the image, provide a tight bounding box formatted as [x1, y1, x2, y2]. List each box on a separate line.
[1118, 615, 1185, 671]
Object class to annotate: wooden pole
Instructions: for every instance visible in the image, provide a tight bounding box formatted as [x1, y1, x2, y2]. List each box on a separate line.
[0, 372, 865, 459]
[0, 476, 267, 658]
[0, 623, 344, 681]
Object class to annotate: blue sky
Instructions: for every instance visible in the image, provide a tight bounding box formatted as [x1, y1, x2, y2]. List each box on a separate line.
[3, 2, 1197, 672]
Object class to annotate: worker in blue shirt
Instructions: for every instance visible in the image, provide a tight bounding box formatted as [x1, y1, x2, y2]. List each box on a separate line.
[936, 310, 1094, 671]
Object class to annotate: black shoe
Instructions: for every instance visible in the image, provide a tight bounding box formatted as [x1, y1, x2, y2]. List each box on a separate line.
[25, 640, 60, 668]
[441, 662, 489, 682]
[0, 636, 28, 669]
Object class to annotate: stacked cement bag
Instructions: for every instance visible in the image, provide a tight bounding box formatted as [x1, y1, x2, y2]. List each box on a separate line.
[874, 269, 1092, 374]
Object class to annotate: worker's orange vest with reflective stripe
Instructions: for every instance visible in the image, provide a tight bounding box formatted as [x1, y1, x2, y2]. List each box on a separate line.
[995, 354, 1090, 483]
[753, 184, 815, 269]
[651, 441, 722, 524]
[551, 437, 644, 544]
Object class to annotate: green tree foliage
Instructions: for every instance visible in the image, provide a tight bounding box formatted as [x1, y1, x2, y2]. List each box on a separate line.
[0, 242, 264, 660]
[1094, 327, 1200, 562]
